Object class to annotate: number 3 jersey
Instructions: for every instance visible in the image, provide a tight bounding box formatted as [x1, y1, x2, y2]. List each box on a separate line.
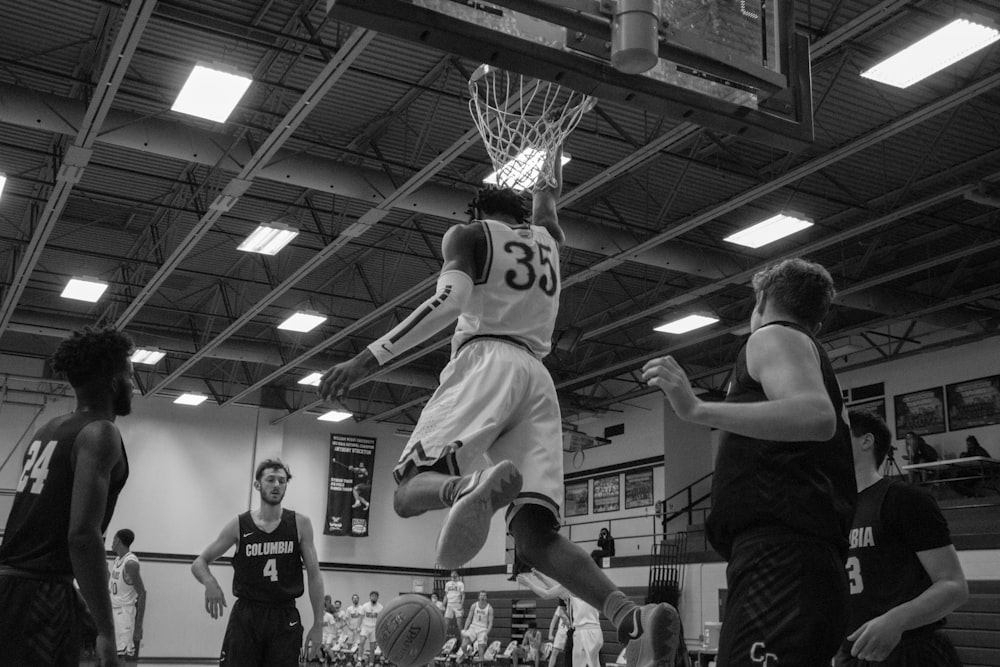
[0, 412, 128, 576]
[843, 477, 952, 647]
[452, 219, 561, 359]
[232, 509, 304, 604]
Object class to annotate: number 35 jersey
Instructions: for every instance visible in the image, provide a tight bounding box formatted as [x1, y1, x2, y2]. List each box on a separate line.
[452, 219, 561, 359]
[232, 509, 304, 604]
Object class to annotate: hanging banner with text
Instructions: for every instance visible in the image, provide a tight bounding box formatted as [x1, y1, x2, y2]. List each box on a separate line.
[325, 434, 376, 537]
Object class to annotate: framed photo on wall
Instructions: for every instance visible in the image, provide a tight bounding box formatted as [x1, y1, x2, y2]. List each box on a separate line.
[592, 474, 620, 513]
[848, 397, 886, 422]
[564, 480, 589, 517]
[625, 469, 654, 509]
[947, 375, 1000, 431]
[893, 387, 946, 439]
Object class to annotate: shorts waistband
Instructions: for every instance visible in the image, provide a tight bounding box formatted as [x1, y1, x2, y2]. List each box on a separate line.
[457, 334, 535, 356]
[235, 597, 297, 609]
[730, 525, 833, 551]
[0, 565, 74, 583]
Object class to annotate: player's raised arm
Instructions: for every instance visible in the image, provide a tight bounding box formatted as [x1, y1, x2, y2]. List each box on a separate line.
[317, 224, 478, 401]
[532, 146, 564, 246]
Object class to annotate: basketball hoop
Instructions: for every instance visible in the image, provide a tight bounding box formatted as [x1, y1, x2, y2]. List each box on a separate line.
[468, 64, 596, 192]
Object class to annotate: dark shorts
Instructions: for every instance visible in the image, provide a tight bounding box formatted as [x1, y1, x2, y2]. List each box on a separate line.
[220, 598, 303, 667]
[717, 533, 849, 667]
[834, 629, 962, 667]
[0, 574, 86, 667]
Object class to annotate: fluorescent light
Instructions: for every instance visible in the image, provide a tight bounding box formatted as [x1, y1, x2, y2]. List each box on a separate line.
[298, 372, 323, 386]
[278, 310, 327, 333]
[174, 393, 208, 406]
[237, 222, 299, 255]
[318, 410, 352, 422]
[0, 173, 6, 199]
[654, 314, 719, 334]
[724, 213, 813, 248]
[61, 276, 108, 302]
[171, 64, 253, 122]
[131, 348, 166, 365]
[861, 18, 1000, 88]
[484, 150, 572, 192]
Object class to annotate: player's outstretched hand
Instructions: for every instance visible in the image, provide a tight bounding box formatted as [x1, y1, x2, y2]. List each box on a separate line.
[318, 350, 377, 402]
[641, 355, 701, 421]
[204, 580, 228, 619]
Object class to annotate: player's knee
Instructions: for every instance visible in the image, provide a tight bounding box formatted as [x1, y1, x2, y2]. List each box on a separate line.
[393, 486, 418, 517]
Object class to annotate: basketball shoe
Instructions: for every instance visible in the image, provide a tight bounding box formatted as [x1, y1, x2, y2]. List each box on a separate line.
[621, 603, 680, 667]
[436, 461, 522, 568]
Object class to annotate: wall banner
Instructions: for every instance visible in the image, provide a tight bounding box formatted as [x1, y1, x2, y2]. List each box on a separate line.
[325, 434, 376, 537]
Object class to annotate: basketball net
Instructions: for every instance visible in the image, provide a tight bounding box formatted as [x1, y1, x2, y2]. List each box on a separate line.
[468, 64, 596, 192]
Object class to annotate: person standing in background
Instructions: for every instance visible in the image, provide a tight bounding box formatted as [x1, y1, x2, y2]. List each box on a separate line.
[109, 529, 146, 664]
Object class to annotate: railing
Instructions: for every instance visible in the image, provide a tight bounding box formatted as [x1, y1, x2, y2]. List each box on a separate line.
[561, 472, 715, 554]
[562, 513, 661, 556]
[660, 472, 713, 530]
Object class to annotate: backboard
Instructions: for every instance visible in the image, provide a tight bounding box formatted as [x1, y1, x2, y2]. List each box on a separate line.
[327, 0, 813, 150]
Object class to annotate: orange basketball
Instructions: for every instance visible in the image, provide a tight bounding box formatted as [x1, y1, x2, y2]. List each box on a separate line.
[375, 594, 447, 667]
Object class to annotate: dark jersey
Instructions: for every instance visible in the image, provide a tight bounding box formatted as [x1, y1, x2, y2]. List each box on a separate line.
[0, 412, 128, 575]
[705, 321, 856, 559]
[842, 478, 952, 650]
[231, 509, 304, 605]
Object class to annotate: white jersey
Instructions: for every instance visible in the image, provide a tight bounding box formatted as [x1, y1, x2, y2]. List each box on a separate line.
[360, 601, 383, 629]
[444, 580, 465, 610]
[323, 611, 336, 643]
[452, 220, 561, 359]
[346, 604, 364, 630]
[570, 598, 600, 629]
[469, 602, 492, 629]
[109, 552, 139, 607]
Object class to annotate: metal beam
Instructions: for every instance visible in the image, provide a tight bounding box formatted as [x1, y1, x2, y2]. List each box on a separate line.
[0, 0, 156, 336]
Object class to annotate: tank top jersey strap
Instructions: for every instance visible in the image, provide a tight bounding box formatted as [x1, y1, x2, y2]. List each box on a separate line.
[451, 219, 561, 359]
[231, 508, 304, 605]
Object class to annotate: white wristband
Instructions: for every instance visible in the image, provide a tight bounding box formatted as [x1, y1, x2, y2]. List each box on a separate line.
[367, 270, 473, 365]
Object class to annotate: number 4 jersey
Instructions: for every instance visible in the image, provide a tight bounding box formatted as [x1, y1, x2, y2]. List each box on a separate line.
[231, 509, 304, 604]
[452, 219, 561, 359]
[0, 412, 128, 576]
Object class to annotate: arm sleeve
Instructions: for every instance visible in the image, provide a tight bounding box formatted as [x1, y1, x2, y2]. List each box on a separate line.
[883, 482, 952, 552]
[367, 270, 473, 365]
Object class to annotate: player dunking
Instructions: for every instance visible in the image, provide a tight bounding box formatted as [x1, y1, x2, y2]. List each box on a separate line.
[191, 459, 326, 665]
[0, 326, 134, 667]
[319, 149, 678, 667]
[643, 258, 857, 666]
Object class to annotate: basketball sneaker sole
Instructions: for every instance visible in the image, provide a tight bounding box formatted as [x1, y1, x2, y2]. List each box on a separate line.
[436, 461, 523, 568]
[624, 603, 680, 667]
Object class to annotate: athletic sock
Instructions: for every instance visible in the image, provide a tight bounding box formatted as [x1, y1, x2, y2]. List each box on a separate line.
[603, 591, 640, 642]
[439, 474, 472, 506]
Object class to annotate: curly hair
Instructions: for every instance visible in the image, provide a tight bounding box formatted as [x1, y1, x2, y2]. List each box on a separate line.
[255, 458, 292, 482]
[50, 326, 134, 387]
[470, 186, 527, 224]
[751, 258, 836, 330]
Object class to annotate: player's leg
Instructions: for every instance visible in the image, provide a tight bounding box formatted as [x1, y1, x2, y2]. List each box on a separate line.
[717, 536, 848, 666]
[220, 600, 266, 667]
[393, 343, 523, 567]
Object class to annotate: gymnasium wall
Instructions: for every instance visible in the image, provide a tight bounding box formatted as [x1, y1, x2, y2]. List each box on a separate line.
[838, 336, 1000, 456]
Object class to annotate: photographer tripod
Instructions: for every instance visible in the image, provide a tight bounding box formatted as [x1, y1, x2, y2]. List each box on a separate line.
[883, 445, 905, 477]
